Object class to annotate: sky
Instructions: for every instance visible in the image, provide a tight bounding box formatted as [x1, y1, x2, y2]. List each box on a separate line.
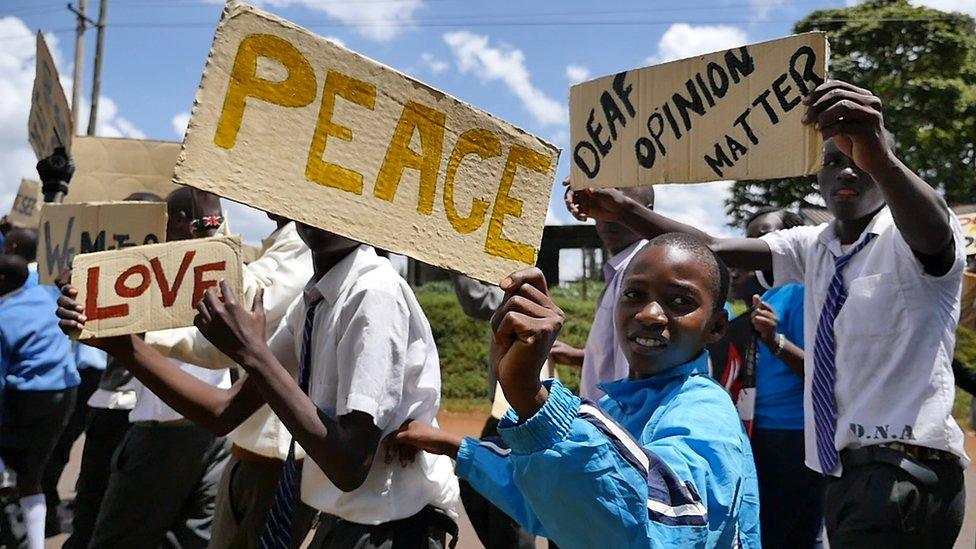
[1, 0, 973, 278]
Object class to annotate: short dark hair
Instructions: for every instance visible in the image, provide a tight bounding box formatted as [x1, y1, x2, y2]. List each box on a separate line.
[4, 227, 39, 263]
[644, 232, 729, 310]
[0, 255, 29, 292]
[744, 207, 804, 231]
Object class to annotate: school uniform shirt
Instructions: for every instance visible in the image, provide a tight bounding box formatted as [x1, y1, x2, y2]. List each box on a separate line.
[761, 206, 969, 475]
[0, 285, 80, 391]
[266, 244, 459, 525]
[457, 352, 761, 549]
[145, 221, 312, 459]
[128, 361, 231, 423]
[580, 239, 647, 400]
[752, 283, 805, 430]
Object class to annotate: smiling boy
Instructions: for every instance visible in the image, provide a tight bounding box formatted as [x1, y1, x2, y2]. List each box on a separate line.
[387, 234, 760, 548]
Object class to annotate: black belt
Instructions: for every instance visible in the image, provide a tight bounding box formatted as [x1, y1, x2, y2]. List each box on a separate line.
[332, 505, 458, 548]
[840, 445, 956, 489]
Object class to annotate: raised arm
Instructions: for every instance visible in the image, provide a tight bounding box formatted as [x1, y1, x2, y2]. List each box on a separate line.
[802, 80, 955, 274]
[55, 285, 263, 435]
[572, 187, 772, 271]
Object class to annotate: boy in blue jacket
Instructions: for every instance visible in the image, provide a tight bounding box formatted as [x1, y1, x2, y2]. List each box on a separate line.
[387, 233, 760, 548]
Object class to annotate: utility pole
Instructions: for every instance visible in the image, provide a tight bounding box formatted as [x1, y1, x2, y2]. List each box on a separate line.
[67, 0, 90, 132]
[87, 0, 108, 136]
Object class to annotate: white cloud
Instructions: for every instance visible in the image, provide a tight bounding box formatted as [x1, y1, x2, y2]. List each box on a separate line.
[222, 201, 277, 245]
[647, 23, 749, 65]
[653, 181, 739, 239]
[246, 0, 422, 42]
[565, 64, 591, 85]
[420, 52, 448, 75]
[443, 31, 565, 127]
[749, 0, 787, 22]
[171, 112, 190, 138]
[910, 0, 976, 15]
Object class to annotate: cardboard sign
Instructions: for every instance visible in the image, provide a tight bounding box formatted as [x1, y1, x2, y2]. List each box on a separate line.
[959, 212, 976, 255]
[68, 137, 182, 203]
[174, 2, 560, 284]
[7, 179, 43, 228]
[38, 202, 167, 285]
[71, 236, 243, 339]
[29, 31, 73, 159]
[570, 33, 828, 189]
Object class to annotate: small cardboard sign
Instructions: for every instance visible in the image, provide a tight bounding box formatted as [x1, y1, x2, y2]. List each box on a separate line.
[72, 235, 243, 339]
[570, 33, 828, 189]
[959, 212, 976, 255]
[38, 202, 167, 285]
[68, 137, 182, 204]
[29, 31, 73, 159]
[7, 179, 43, 228]
[174, 2, 560, 284]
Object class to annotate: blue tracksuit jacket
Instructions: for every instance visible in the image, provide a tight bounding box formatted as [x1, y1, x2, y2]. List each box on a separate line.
[455, 352, 761, 548]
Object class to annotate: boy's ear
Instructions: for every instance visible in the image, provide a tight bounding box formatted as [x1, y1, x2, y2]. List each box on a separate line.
[704, 308, 728, 345]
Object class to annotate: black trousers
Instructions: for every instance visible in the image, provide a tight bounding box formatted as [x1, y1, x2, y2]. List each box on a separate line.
[750, 428, 824, 549]
[42, 367, 102, 511]
[825, 455, 965, 548]
[63, 407, 131, 549]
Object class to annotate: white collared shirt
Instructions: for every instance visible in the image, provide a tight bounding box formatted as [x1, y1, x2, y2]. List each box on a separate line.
[266, 245, 458, 524]
[579, 239, 648, 400]
[761, 207, 969, 475]
[129, 361, 231, 422]
[144, 222, 312, 458]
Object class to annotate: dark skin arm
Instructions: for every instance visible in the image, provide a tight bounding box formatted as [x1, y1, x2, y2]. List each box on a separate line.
[548, 339, 584, 368]
[195, 282, 381, 492]
[751, 295, 804, 378]
[56, 285, 263, 435]
[802, 80, 955, 274]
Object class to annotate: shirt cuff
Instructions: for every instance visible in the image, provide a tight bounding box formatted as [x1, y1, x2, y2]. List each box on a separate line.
[498, 380, 579, 455]
[454, 436, 482, 480]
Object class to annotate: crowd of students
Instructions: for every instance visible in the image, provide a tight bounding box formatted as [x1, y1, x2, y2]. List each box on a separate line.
[0, 76, 971, 549]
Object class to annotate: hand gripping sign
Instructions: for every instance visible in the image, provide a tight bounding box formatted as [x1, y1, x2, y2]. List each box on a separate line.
[570, 33, 828, 189]
[71, 236, 243, 339]
[174, 2, 560, 284]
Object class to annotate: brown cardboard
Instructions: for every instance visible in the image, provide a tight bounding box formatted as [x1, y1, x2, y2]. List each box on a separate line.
[68, 137, 182, 203]
[960, 212, 976, 255]
[570, 33, 828, 189]
[28, 31, 73, 159]
[72, 235, 243, 339]
[174, 2, 560, 284]
[7, 179, 43, 228]
[37, 201, 167, 285]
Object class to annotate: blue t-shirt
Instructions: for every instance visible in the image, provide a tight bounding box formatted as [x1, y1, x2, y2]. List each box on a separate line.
[753, 283, 805, 430]
[0, 285, 80, 391]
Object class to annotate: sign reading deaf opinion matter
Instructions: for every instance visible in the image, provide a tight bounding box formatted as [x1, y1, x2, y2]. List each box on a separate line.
[570, 33, 828, 189]
[175, 2, 560, 284]
[71, 236, 243, 339]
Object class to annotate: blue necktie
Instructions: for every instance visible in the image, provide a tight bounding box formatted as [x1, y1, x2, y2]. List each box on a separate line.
[812, 234, 875, 475]
[259, 297, 323, 549]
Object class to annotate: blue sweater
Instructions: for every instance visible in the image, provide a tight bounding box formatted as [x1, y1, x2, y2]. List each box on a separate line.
[456, 352, 761, 548]
[0, 285, 80, 391]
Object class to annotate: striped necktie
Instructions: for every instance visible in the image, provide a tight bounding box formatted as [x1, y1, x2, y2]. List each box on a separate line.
[259, 297, 323, 549]
[811, 234, 876, 475]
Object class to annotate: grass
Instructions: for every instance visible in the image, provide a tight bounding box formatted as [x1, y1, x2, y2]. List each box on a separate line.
[420, 280, 976, 430]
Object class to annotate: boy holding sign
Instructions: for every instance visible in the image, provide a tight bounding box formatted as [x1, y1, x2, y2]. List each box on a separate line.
[572, 79, 968, 546]
[57, 224, 459, 548]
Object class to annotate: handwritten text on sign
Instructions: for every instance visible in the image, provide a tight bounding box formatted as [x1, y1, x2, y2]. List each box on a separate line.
[174, 2, 560, 284]
[570, 33, 827, 189]
[38, 202, 167, 285]
[7, 179, 42, 228]
[72, 236, 243, 339]
[959, 213, 976, 255]
[29, 31, 72, 159]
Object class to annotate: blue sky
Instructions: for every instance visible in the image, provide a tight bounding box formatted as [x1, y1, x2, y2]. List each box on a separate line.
[1, 0, 971, 276]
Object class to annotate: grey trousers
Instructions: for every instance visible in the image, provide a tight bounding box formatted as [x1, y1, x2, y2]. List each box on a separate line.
[89, 423, 230, 549]
[208, 454, 317, 549]
[308, 507, 454, 549]
[825, 458, 965, 548]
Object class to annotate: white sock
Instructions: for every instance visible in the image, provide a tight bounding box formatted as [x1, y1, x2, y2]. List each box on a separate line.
[20, 493, 45, 549]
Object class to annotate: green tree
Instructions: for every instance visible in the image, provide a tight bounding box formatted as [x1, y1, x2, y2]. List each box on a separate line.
[725, 0, 976, 227]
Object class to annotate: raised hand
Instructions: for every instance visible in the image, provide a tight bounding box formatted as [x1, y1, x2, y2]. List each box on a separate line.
[564, 179, 630, 223]
[750, 294, 779, 349]
[382, 420, 463, 466]
[490, 268, 564, 418]
[194, 281, 267, 366]
[802, 80, 895, 176]
[55, 285, 120, 351]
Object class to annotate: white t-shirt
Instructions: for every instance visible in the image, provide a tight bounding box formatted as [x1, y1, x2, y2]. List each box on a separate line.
[761, 207, 969, 475]
[266, 245, 458, 524]
[129, 360, 231, 423]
